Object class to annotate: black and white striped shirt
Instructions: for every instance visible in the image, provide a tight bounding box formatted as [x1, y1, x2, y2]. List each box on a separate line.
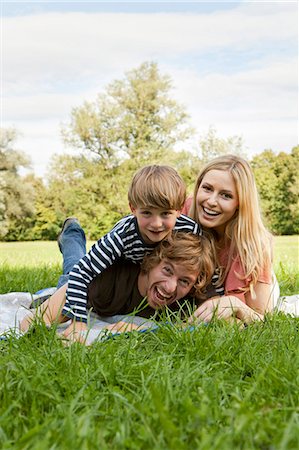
[62, 214, 221, 322]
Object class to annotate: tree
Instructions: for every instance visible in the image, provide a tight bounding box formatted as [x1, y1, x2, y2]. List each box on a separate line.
[0, 128, 35, 239]
[198, 126, 246, 164]
[252, 148, 299, 234]
[61, 61, 194, 170]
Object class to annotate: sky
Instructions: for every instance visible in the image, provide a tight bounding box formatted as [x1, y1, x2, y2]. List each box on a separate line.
[1, 1, 298, 176]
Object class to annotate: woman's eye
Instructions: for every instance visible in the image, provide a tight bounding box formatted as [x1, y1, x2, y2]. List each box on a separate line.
[202, 185, 212, 192]
[180, 279, 189, 287]
[163, 266, 172, 274]
[221, 193, 233, 199]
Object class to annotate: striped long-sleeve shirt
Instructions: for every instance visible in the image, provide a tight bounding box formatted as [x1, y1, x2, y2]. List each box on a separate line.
[62, 214, 221, 322]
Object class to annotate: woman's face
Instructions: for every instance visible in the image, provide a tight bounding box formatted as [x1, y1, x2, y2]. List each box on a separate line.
[196, 169, 239, 236]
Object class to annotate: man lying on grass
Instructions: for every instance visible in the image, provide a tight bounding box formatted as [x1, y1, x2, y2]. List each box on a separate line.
[20, 230, 216, 343]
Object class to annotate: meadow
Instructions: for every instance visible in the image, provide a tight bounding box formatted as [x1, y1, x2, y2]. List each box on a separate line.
[0, 237, 298, 449]
[0, 235, 298, 295]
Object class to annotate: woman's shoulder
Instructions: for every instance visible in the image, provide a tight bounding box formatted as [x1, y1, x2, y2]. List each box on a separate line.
[181, 195, 193, 215]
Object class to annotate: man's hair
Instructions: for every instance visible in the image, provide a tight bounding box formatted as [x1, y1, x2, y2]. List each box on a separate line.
[128, 165, 186, 210]
[141, 231, 216, 299]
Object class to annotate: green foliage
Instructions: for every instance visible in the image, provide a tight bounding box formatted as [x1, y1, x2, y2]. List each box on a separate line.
[252, 147, 299, 235]
[0, 316, 298, 449]
[197, 126, 247, 164]
[62, 61, 194, 169]
[1, 63, 298, 241]
[0, 128, 35, 239]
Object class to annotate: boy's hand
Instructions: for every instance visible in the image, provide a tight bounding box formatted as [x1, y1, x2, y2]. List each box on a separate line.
[62, 321, 88, 344]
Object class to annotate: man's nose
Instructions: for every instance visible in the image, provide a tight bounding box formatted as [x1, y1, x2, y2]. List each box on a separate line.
[164, 277, 177, 293]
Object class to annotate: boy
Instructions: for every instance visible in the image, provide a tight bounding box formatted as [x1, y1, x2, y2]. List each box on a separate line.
[63, 165, 222, 325]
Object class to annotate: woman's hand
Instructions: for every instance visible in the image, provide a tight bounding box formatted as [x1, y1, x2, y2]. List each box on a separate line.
[188, 296, 263, 324]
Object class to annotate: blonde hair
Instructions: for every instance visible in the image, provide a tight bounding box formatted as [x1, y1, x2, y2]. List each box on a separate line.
[128, 165, 186, 210]
[141, 231, 216, 300]
[189, 154, 272, 292]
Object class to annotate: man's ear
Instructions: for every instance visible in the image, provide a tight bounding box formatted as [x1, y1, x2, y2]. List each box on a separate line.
[129, 204, 136, 215]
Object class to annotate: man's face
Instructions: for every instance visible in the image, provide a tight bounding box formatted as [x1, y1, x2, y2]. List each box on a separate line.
[145, 258, 199, 309]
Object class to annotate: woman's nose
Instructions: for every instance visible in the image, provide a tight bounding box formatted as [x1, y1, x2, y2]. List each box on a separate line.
[207, 192, 218, 205]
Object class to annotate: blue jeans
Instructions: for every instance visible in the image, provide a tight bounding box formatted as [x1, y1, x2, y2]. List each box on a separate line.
[56, 222, 86, 288]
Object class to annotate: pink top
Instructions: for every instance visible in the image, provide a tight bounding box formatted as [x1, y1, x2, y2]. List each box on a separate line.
[181, 196, 193, 216]
[218, 248, 271, 303]
[182, 197, 272, 303]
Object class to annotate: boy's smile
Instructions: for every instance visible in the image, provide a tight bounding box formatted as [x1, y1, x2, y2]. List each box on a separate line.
[130, 206, 181, 244]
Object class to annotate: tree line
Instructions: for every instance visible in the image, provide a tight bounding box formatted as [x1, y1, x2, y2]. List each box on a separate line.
[1, 62, 298, 241]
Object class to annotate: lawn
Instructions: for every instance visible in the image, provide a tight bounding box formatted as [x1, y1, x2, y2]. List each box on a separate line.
[0, 236, 298, 295]
[0, 237, 298, 449]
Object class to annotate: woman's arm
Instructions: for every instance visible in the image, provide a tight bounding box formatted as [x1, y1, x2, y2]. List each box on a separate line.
[245, 281, 274, 315]
[189, 295, 263, 324]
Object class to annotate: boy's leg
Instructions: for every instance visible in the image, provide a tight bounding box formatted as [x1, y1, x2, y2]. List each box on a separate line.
[31, 218, 87, 308]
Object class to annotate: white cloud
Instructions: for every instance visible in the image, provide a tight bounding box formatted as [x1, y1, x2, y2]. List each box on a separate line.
[1, 3, 298, 176]
[3, 6, 296, 86]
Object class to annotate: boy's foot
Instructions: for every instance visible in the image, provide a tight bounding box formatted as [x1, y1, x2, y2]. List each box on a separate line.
[57, 217, 79, 249]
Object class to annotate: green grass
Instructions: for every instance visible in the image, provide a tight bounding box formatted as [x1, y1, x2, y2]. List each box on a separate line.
[0, 237, 298, 448]
[0, 316, 298, 449]
[0, 236, 297, 295]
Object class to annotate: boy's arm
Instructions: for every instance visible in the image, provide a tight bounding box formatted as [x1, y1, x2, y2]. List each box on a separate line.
[62, 230, 125, 323]
[175, 214, 203, 236]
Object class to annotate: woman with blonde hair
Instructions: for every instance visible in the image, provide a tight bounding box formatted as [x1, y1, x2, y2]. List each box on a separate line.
[183, 154, 277, 324]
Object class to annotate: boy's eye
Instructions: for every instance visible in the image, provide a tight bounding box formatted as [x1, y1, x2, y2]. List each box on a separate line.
[161, 211, 172, 217]
[141, 211, 151, 216]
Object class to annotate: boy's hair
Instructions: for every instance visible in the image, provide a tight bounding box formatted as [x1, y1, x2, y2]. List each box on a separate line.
[141, 231, 216, 300]
[128, 165, 186, 210]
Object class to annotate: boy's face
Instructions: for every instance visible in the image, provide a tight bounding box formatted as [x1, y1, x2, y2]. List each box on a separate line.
[143, 258, 198, 309]
[130, 206, 181, 244]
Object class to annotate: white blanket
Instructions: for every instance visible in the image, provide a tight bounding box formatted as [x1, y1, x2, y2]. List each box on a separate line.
[0, 292, 298, 345]
[0, 292, 156, 345]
